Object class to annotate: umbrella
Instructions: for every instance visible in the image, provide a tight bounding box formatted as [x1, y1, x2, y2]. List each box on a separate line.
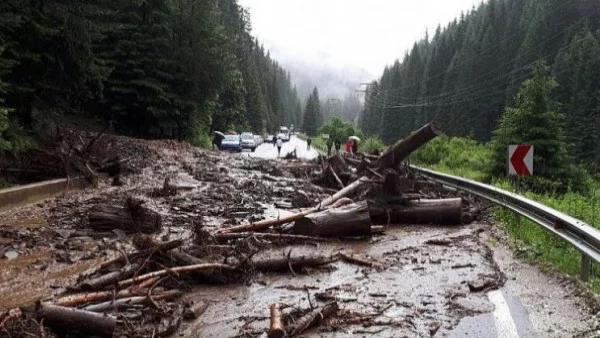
[349, 136, 361, 142]
[213, 131, 225, 137]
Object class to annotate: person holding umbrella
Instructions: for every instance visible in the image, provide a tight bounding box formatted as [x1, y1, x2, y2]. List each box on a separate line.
[349, 135, 360, 153]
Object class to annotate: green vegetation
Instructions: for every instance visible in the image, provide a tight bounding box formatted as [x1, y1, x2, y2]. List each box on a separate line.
[361, 0, 600, 174]
[490, 62, 589, 193]
[410, 137, 600, 291]
[301, 87, 322, 136]
[0, 0, 302, 150]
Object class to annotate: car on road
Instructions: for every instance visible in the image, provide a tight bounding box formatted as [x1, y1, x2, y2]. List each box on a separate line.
[240, 132, 257, 152]
[278, 126, 290, 142]
[220, 134, 242, 152]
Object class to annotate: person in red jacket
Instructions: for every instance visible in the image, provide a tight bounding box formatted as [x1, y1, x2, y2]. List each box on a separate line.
[345, 139, 353, 153]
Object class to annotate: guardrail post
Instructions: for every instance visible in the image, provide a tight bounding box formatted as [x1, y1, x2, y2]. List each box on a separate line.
[580, 253, 592, 282]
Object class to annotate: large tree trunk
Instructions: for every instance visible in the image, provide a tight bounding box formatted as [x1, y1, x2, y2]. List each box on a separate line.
[369, 198, 462, 225]
[294, 201, 372, 237]
[377, 122, 441, 170]
[88, 197, 162, 233]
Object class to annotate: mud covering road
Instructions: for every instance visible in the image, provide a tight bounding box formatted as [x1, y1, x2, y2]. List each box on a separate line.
[0, 133, 599, 337]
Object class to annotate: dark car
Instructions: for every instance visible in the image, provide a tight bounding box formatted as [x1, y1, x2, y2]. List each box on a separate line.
[220, 134, 242, 152]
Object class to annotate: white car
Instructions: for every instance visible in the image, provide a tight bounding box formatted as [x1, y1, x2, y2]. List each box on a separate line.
[240, 132, 257, 152]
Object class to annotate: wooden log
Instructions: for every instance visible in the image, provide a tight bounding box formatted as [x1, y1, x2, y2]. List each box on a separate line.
[269, 303, 286, 338]
[250, 252, 338, 272]
[326, 165, 345, 189]
[133, 234, 203, 265]
[368, 198, 462, 225]
[79, 263, 141, 291]
[219, 177, 368, 233]
[327, 154, 349, 173]
[117, 263, 235, 288]
[82, 290, 182, 312]
[98, 239, 183, 270]
[294, 201, 372, 237]
[214, 232, 335, 243]
[36, 302, 116, 337]
[56, 279, 156, 307]
[288, 301, 339, 336]
[338, 253, 384, 268]
[382, 169, 402, 198]
[88, 197, 162, 234]
[377, 122, 441, 170]
[317, 176, 368, 208]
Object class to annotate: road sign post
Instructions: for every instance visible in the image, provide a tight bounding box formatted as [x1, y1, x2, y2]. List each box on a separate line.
[508, 145, 533, 176]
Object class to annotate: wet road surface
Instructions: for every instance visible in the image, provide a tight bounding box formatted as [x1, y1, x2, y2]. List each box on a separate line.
[1, 134, 598, 337]
[232, 137, 600, 338]
[244, 135, 319, 160]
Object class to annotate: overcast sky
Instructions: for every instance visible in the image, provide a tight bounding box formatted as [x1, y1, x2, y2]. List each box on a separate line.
[239, 0, 478, 77]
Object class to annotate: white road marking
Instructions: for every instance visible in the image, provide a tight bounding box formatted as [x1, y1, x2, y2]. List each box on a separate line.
[488, 290, 520, 338]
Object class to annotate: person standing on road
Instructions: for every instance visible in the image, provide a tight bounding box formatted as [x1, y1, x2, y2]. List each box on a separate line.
[345, 139, 353, 153]
[326, 138, 333, 156]
[307, 137, 312, 150]
[276, 137, 283, 157]
[272, 134, 277, 146]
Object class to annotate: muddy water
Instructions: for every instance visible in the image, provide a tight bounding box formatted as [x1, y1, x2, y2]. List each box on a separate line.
[179, 224, 503, 337]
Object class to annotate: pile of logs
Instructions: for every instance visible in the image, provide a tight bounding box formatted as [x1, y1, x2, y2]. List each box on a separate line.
[3, 122, 473, 337]
[220, 122, 465, 238]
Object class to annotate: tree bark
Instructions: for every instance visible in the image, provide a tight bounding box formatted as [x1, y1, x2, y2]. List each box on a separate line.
[368, 198, 462, 225]
[219, 176, 368, 233]
[269, 303, 286, 338]
[249, 252, 338, 272]
[294, 201, 372, 237]
[377, 122, 441, 170]
[80, 263, 141, 291]
[36, 302, 116, 337]
[88, 198, 162, 233]
[327, 154, 349, 174]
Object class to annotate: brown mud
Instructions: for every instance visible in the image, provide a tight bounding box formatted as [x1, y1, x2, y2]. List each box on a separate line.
[0, 131, 591, 337]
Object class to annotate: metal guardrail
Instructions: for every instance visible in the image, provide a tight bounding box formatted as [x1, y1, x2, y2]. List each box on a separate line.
[411, 165, 600, 281]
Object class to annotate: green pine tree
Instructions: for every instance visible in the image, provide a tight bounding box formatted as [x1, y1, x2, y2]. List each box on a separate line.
[490, 61, 584, 192]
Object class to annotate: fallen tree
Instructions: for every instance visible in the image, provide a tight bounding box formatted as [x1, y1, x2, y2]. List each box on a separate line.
[368, 198, 462, 225]
[219, 176, 368, 233]
[293, 201, 372, 237]
[377, 122, 441, 171]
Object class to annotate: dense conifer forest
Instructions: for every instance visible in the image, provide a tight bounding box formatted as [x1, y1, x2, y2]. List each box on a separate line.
[0, 0, 302, 149]
[360, 0, 600, 172]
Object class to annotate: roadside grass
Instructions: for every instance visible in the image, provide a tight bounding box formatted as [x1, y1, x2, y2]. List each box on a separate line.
[410, 135, 600, 292]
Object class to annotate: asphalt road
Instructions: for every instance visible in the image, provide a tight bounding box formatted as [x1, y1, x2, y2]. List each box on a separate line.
[243, 134, 319, 160]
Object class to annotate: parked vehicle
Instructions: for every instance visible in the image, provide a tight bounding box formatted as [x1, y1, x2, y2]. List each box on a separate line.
[254, 135, 264, 145]
[220, 134, 242, 152]
[278, 126, 290, 142]
[240, 132, 257, 152]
